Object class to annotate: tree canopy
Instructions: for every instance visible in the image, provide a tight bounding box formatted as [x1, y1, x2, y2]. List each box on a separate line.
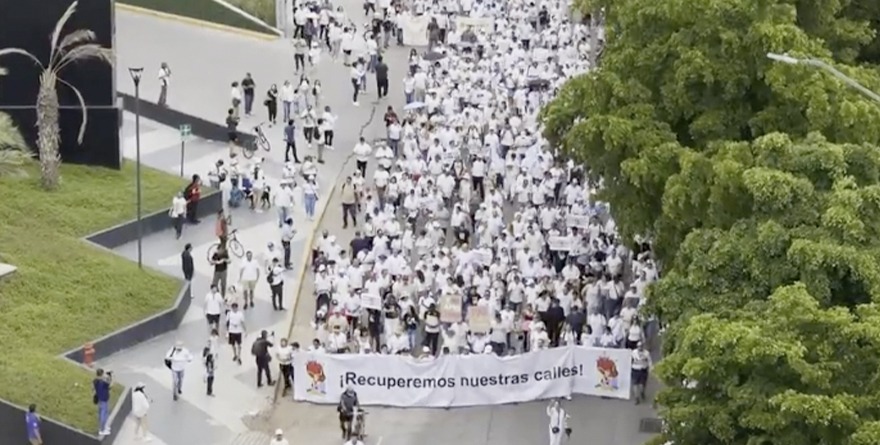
[544, 0, 880, 443]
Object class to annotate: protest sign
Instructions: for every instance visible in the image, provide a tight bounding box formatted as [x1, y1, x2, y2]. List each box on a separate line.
[548, 236, 572, 251]
[439, 293, 463, 323]
[467, 306, 491, 333]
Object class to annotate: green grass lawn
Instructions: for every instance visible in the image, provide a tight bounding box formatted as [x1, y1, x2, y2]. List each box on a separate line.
[119, 0, 277, 35]
[0, 162, 186, 433]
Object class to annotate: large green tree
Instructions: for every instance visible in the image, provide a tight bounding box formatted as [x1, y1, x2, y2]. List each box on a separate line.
[545, 0, 880, 444]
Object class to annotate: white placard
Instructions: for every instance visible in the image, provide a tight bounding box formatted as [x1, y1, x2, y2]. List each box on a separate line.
[400, 14, 430, 46]
[293, 346, 632, 407]
[548, 236, 572, 251]
[467, 306, 491, 333]
[361, 293, 382, 310]
[566, 214, 590, 229]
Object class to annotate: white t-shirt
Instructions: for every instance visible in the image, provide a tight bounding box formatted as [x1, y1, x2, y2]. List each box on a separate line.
[205, 292, 224, 315]
[240, 259, 260, 282]
[227, 311, 245, 334]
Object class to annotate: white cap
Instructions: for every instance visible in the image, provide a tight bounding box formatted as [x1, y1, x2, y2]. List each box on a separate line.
[275, 429, 283, 436]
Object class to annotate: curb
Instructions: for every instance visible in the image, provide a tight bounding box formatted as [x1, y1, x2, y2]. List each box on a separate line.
[116, 3, 279, 41]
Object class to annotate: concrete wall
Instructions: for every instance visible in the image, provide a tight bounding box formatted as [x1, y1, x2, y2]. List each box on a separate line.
[0, 191, 221, 445]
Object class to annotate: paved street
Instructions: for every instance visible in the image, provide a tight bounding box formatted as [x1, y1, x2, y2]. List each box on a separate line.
[105, 5, 406, 445]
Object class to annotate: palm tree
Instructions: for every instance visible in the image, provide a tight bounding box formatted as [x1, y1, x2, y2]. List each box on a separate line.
[0, 1, 113, 190]
[0, 110, 32, 178]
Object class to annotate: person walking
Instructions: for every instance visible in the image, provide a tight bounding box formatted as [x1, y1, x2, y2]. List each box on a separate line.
[631, 341, 652, 404]
[321, 106, 336, 147]
[350, 59, 365, 106]
[269, 257, 286, 310]
[230, 82, 242, 118]
[340, 176, 358, 228]
[303, 176, 320, 220]
[184, 174, 202, 224]
[266, 84, 279, 125]
[203, 346, 216, 396]
[301, 105, 318, 149]
[375, 55, 389, 98]
[169, 192, 187, 239]
[239, 251, 261, 308]
[294, 37, 308, 71]
[353, 137, 372, 177]
[242, 73, 256, 116]
[283, 119, 300, 163]
[93, 368, 112, 437]
[546, 399, 569, 445]
[251, 330, 275, 387]
[270, 429, 290, 445]
[210, 246, 230, 296]
[281, 218, 296, 269]
[157, 62, 171, 107]
[281, 80, 294, 122]
[181, 243, 194, 282]
[25, 404, 42, 445]
[276, 338, 294, 396]
[227, 303, 246, 364]
[204, 285, 224, 333]
[131, 383, 152, 441]
[164, 341, 193, 401]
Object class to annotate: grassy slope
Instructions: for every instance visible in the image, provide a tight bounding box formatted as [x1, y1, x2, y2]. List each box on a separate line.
[119, 0, 277, 35]
[0, 162, 185, 432]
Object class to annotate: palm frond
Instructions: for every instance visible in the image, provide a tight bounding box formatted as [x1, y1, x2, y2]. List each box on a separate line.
[49, 1, 79, 66]
[56, 44, 113, 72]
[0, 149, 33, 177]
[58, 29, 97, 54]
[0, 112, 28, 152]
[56, 78, 88, 143]
[0, 48, 44, 68]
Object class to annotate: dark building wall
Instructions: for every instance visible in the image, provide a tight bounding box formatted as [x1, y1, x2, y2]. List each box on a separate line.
[0, 0, 120, 168]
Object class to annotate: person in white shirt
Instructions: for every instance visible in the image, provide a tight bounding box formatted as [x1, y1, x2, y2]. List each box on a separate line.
[230, 81, 242, 117]
[631, 342, 652, 404]
[158, 62, 171, 106]
[204, 285, 225, 333]
[351, 60, 366, 106]
[546, 399, 569, 445]
[164, 341, 193, 401]
[353, 137, 372, 177]
[169, 192, 187, 239]
[131, 383, 152, 441]
[238, 251, 261, 308]
[276, 338, 296, 396]
[269, 258, 286, 310]
[226, 303, 246, 364]
[270, 429, 290, 445]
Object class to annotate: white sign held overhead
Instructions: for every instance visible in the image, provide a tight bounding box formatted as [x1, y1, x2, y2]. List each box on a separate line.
[293, 346, 632, 407]
[548, 236, 572, 251]
[361, 293, 382, 310]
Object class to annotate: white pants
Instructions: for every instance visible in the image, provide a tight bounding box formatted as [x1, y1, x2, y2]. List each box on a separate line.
[548, 427, 563, 445]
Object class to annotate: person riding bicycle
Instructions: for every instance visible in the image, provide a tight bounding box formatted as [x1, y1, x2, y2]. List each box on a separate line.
[337, 385, 360, 438]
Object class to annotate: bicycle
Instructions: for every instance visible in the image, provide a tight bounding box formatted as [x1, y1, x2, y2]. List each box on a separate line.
[206, 229, 245, 261]
[242, 123, 271, 159]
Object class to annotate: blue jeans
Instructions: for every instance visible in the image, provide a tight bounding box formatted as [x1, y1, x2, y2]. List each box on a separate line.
[405, 91, 414, 104]
[407, 328, 417, 349]
[97, 400, 109, 432]
[369, 54, 378, 72]
[278, 206, 289, 227]
[172, 370, 185, 395]
[304, 194, 317, 218]
[282, 101, 292, 121]
[244, 93, 254, 114]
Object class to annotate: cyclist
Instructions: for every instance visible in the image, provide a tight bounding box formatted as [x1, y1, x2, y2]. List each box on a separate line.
[337, 385, 360, 439]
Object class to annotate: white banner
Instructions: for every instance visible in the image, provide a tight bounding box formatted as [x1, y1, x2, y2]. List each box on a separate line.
[294, 347, 632, 407]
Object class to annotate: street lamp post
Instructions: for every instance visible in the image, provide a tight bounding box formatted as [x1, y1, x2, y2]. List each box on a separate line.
[129, 67, 144, 269]
[766, 52, 880, 104]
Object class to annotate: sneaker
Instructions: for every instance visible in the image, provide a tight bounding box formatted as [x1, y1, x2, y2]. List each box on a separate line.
[353, 101, 359, 106]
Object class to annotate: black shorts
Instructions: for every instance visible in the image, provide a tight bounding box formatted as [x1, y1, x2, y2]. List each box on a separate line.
[343, 49, 352, 55]
[228, 132, 238, 142]
[206, 314, 220, 325]
[228, 332, 242, 345]
[632, 369, 648, 386]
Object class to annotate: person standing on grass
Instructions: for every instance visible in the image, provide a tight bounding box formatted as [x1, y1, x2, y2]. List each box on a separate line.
[164, 341, 193, 401]
[93, 368, 112, 437]
[242, 73, 256, 116]
[181, 243, 194, 282]
[269, 257, 286, 310]
[184, 174, 202, 224]
[26, 404, 42, 445]
[158, 62, 171, 107]
[170, 191, 187, 239]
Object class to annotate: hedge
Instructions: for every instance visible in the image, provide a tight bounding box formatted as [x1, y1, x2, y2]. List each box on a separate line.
[119, 0, 277, 35]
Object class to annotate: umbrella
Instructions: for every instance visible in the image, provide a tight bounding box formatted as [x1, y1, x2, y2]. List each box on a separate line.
[404, 102, 426, 111]
[423, 51, 447, 62]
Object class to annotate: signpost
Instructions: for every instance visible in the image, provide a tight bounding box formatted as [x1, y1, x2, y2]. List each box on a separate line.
[179, 124, 192, 177]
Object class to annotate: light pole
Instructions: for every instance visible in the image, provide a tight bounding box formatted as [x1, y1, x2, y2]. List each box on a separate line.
[129, 67, 144, 269]
[766, 52, 880, 104]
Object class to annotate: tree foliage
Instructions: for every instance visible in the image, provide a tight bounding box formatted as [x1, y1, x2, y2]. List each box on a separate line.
[545, 0, 880, 443]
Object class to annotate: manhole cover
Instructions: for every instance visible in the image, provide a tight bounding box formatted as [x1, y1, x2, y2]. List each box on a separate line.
[639, 418, 663, 434]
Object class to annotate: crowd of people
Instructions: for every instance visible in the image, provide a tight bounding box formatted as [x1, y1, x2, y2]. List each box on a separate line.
[296, 0, 658, 405]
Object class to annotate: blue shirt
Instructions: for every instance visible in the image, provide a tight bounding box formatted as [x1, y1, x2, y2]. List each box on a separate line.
[94, 378, 111, 402]
[25, 412, 40, 439]
[284, 124, 296, 142]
